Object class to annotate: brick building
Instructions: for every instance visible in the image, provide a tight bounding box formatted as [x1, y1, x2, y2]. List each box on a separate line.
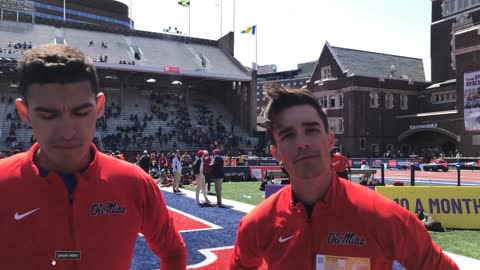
[256, 1, 480, 158]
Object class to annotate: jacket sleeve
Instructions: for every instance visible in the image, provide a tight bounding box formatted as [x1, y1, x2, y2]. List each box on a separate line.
[394, 212, 459, 270]
[140, 176, 187, 269]
[229, 218, 263, 270]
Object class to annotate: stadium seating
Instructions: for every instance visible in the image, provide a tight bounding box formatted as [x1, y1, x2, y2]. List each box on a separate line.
[0, 21, 255, 153]
[0, 20, 54, 47]
[63, 28, 132, 63]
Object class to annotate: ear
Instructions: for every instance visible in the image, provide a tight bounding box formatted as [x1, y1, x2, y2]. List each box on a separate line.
[270, 144, 282, 162]
[327, 131, 335, 151]
[96, 92, 105, 119]
[15, 98, 31, 126]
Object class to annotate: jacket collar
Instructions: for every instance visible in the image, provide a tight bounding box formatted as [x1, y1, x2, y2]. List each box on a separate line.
[23, 142, 101, 181]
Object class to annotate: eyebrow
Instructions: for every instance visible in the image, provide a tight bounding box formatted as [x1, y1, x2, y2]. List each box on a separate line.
[277, 121, 322, 137]
[33, 103, 94, 113]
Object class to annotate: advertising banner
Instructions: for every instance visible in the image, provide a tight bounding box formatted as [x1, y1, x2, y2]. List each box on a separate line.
[464, 71, 480, 131]
[376, 186, 480, 229]
[249, 166, 281, 180]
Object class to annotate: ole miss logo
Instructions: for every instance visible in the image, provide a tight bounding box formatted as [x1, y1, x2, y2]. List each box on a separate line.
[90, 202, 127, 216]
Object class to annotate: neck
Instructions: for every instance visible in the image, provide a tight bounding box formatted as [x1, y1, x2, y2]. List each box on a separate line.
[35, 147, 92, 174]
[291, 170, 332, 206]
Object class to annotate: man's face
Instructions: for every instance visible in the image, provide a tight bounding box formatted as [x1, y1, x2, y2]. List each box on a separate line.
[270, 105, 334, 180]
[16, 81, 105, 172]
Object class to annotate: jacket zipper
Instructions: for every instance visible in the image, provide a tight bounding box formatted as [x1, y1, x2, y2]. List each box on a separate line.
[68, 192, 79, 270]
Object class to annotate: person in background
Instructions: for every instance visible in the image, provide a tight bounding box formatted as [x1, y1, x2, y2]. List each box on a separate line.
[236, 152, 245, 166]
[229, 84, 458, 270]
[192, 150, 211, 204]
[138, 150, 150, 173]
[210, 148, 225, 207]
[172, 149, 182, 193]
[203, 151, 213, 194]
[330, 147, 350, 180]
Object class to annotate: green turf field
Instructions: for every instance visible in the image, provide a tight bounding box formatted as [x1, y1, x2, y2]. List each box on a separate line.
[182, 181, 480, 259]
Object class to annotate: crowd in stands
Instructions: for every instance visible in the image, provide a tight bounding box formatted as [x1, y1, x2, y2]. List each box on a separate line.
[119, 60, 136, 65]
[88, 40, 110, 63]
[2, 41, 32, 55]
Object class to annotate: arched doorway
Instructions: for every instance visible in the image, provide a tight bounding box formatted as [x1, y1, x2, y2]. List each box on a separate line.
[397, 128, 458, 160]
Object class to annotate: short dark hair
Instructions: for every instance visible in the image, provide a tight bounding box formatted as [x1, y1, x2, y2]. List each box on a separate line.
[17, 44, 99, 103]
[261, 84, 329, 144]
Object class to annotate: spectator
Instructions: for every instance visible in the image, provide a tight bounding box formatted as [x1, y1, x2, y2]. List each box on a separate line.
[192, 150, 211, 204]
[210, 148, 225, 206]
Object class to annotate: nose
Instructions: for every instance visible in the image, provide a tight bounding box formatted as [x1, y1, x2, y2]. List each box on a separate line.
[297, 143, 310, 150]
[57, 117, 76, 141]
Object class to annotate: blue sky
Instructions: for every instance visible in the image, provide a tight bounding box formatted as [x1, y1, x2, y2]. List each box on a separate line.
[118, 0, 432, 79]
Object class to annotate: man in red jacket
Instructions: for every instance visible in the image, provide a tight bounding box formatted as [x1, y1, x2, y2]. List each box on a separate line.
[229, 84, 458, 270]
[330, 148, 350, 179]
[0, 44, 187, 270]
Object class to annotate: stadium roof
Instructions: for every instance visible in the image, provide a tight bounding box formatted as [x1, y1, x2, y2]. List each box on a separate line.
[0, 21, 251, 82]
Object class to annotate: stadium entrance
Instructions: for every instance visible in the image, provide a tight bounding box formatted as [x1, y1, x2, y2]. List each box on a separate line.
[398, 128, 458, 158]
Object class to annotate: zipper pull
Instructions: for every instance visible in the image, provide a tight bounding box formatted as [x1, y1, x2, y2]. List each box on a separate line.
[68, 193, 73, 205]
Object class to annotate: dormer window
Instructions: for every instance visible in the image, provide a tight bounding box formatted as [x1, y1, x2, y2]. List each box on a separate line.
[321, 66, 331, 80]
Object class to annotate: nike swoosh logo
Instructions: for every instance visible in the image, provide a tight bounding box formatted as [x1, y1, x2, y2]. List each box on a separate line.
[14, 208, 40, 220]
[278, 234, 295, 243]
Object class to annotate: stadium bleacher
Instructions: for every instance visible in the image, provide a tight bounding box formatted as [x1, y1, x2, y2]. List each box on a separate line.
[0, 20, 256, 155]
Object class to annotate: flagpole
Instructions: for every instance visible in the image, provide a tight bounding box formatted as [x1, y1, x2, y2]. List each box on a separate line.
[220, 0, 223, 37]
[255, 25, 258, 70]
[129, 0, 133, 29]
[188, 2, 191, 38]
[63, 0, 66, 22]
[233, 0, 235, 33]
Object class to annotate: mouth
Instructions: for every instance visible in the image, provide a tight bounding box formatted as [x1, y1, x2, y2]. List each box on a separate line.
[294, 154, 320, 163]
[53, 144, 82, 150]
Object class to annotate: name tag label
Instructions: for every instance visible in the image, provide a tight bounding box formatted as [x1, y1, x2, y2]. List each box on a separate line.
[316, 254, 370, 270]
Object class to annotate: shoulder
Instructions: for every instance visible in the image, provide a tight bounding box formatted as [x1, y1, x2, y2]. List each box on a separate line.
[0, 152, 30, 183]
[96, 153, 153, 185]
[240, 186, 290, 227]
[339, 179, 415, 226]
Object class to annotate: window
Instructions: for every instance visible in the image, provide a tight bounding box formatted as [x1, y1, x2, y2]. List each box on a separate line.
[386, 144, 394, 152]
[370, 144, 380, 155]
[286, 82, 291, 87]
[330, 96, 336, 108]
[293, 82, 297, 86]
[299, 81, 304, 85]
[328, 117, 344, 134]
[400, 94, 408, 110]
[443, 0, 472, 16]
[257, 92, 260, 96]
[431, 91, 456, 104]
[321, 66, 331, 80]
[319, 94, 343, 109]
[256, 98, 260, 101]
[360, 138, 366, 150]
[281, 83, 284, 86]
[256, 107, 260, 110]
[385, 93, 394, 109]
[262, 97, 266, 101]
[370, 92, 379, 108]
[257, 86, 260, 90]
[322, 96, 328, 108]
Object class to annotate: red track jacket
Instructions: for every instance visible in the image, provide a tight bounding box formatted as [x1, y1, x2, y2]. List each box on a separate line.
[0, 143, 187, 270]
[229, 172, 458, 270]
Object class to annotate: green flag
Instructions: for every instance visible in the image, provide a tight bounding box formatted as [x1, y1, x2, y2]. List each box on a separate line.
[178, 0, 190, 7]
